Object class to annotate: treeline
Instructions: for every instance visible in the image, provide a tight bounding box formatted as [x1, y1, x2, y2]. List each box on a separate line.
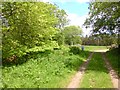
[2, 2, 82, 61]
[82, 34, 118, 46]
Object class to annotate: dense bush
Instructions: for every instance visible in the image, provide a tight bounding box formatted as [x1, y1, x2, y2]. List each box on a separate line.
[69, 46, 81, 55]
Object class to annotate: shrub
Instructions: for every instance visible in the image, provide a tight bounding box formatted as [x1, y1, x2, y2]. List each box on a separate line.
[69, 46, 81, 55]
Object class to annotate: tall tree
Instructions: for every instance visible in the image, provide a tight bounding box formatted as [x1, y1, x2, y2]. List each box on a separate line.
[52, 6, 69, 46]
[2, 2, 68, 60]
[84, 2, 120, 47]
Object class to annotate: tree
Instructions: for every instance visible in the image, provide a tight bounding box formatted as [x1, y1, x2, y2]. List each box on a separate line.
[82, 34, 117, 46]
[53, 32, 65, 46]
[2, 2, 68, 60]
[55, 9, 69, 30]
[63, 26, 82, 45]
[84, 2, 119, 47]
[52, 7, 69, 46]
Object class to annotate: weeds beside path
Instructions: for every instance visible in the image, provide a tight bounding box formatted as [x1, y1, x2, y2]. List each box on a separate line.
[102, 53, 120, 89]
[2, 48, 90, 88]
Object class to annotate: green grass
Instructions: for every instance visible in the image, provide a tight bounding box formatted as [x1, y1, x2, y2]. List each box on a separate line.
[80, 52, 113, 88]
[106, 48, 120, 77]
[83, 45, 109, 51]
[2, 47, 90, 88]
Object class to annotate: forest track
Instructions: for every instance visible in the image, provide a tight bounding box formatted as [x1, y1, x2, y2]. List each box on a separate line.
[67, 52, 94, 88]
[102, 52, 120, 90]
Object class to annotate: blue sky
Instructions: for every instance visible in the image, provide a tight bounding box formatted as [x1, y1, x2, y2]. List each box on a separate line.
[41, 0, 91, 36]
[53, 2, 89, 16]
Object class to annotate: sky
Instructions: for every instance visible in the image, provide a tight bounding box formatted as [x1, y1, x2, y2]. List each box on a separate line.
[41, 0, 92, 36]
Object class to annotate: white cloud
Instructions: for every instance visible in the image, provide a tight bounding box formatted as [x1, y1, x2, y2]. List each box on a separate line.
[67, 13, 92, 36]
[67, 13, 87, 27]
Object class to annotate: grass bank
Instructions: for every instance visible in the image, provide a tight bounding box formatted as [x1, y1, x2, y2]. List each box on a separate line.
[106, 48, 119, 77]
[80, 52, 113, 88]
[2, 46, 90, 88]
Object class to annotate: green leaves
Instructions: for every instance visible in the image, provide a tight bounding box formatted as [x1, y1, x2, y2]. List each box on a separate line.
[2, 2, 65, 60]
[84, 2, 120, 34]
[63, 25, 82, 45]
[83, 2, 119, 47]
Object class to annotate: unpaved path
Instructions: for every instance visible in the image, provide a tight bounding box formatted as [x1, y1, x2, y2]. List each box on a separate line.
[102, 52, 120, 89]
[93, 49, 109, 52]
[67, 52, 94, 88]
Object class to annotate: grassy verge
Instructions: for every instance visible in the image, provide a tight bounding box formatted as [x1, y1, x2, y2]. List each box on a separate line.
[83, 45, 109, 52]
[2, 46, 90, 88]
[106, 48, 119, 77]
[80, 52, 113, 88]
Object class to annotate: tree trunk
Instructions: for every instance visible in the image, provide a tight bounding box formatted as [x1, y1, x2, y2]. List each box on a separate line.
[118, 31, 120, 53]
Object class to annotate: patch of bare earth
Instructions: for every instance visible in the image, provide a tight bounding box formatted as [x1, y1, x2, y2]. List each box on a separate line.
[102, 53, 120, 90]
[67, 52, 94, 88]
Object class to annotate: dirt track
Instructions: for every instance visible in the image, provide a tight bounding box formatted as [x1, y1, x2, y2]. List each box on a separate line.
[67, 50, 119, 89]
[67, 52, 94, 88]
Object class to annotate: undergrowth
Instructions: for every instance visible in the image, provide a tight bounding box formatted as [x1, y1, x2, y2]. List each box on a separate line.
[2, 46, 90, 88]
